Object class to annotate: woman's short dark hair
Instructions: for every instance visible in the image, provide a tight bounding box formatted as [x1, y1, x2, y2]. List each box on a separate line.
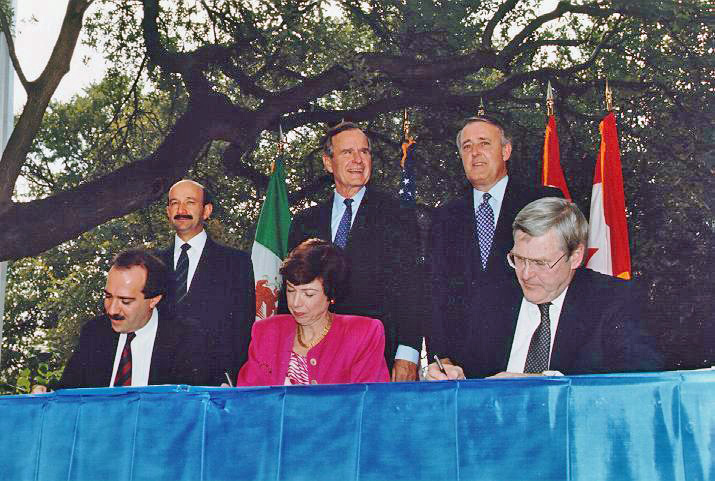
[280, 238, 349, 302]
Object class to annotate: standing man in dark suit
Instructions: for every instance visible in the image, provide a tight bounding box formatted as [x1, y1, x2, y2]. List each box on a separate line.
[159, 180, 255, 385]
[287, 122, 422, 381]
[426, 198, 662, 379]
[427, 116, 562, 366]
[32, 249, 207, 392]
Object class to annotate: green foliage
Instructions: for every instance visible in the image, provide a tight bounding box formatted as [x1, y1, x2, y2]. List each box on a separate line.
[1, 0, 712, 393]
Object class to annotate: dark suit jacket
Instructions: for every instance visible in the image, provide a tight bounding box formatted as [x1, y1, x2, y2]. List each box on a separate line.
[285, 188, 422, 369]
[427, 179, 562, 361]
[444, 268, 663, 378]
[55, 312, 209, 389]
[159, 235, 255, 384]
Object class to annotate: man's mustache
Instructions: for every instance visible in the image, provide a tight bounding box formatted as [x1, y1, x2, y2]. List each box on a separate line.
[174, 214, 193, 220]
[109, 314, 125, 321]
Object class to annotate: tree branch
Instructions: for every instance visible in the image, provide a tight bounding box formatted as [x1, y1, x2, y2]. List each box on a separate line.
[0, 3, 29, 88]
[0, 0, 93, 208]
[482, 0, 519, 50]
[0, 101, 214, 261]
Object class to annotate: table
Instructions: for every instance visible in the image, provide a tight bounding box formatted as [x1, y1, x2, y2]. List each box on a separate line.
[1, 370, 712, 480]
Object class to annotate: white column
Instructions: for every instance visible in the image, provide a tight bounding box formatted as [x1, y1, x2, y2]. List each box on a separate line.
[0, 0, 17, 366]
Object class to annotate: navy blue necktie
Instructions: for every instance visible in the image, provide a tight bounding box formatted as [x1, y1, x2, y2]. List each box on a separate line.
[334, 199, 353, 248]
[475, 192, 495, 269]
[524, 303, 552, 373]
[175, 243, 191, 303]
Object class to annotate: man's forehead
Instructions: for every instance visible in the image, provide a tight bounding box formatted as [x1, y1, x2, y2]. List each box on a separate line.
[168, 180, 205, 199]
[462, 121, 500, 138]
[106, 265, 147, 292]
[514, 229, 559, 253]
[333, 128, 368, 145]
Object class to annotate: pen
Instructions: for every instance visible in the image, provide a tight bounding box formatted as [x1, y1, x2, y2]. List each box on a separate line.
[434, 355, 448, 377]
[224, 372, 234, 387]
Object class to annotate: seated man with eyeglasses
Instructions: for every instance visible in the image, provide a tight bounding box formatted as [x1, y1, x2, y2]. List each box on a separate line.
[426, 197, 662, 380]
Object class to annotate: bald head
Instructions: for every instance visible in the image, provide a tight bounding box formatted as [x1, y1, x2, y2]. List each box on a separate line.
[166, 179, 213, 241]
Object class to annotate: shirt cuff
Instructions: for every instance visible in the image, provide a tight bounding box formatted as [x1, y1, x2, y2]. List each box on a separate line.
[395, 345, 419, 364]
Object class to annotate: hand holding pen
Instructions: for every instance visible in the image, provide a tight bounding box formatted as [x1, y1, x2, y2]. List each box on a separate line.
[426, 355, 466, 381]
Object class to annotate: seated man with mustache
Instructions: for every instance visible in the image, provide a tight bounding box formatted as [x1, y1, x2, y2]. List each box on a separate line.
[32, 249, 207, 392]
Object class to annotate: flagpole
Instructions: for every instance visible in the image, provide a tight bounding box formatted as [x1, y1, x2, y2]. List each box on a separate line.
[251, 125, 292, 319]
[546, 81, 554, 117]
[586, 79, 632, 279]
[0, 0, 16, 367]
[542, 81, 571, 199]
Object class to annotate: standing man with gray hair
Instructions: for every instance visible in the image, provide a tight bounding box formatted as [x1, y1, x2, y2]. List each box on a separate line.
[286, 121, 422, 381]
[427, 197, 662, 379]
[427, 116, 562, 370]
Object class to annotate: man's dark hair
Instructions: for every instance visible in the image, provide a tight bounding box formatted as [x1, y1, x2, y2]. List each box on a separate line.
[280, 238, 349, 302]
[321, 121, 372, 157]
[456, 115, 512, 148]
[112, 248, 169, 299]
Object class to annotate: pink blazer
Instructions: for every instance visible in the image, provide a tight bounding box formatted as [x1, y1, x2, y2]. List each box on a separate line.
[236, 314, 390, 386]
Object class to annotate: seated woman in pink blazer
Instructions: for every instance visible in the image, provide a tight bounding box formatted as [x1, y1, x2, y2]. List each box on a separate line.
[236, 238, 389, 386]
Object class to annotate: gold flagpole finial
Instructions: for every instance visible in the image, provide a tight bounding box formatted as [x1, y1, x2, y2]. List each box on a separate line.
[546, 81, 555, 117]
[477, 97, 486, 116]
[403, 109, 411, 141]
[605, 79, 613, 112]
[273, 125, 285, 173]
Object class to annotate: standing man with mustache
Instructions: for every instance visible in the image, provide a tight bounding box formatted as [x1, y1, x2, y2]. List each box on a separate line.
[286, 122, 423, 381]
[32, 249, 205, 392]
[426, 116, 562, 374]
[159, 180, 255, 385]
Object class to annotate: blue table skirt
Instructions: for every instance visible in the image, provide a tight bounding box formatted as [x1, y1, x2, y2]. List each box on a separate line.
[0, 370, 712, 481]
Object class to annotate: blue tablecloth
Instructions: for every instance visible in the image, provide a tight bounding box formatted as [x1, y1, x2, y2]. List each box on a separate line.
[0, 370, 712, 480]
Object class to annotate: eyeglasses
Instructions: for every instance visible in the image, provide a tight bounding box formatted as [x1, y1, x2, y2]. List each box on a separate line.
[507, 251, 567, 272]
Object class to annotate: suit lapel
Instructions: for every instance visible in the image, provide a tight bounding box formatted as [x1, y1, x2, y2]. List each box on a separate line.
[346, 188, 374, 251]
[318, 195, 333, 242]
[454, 189, 476, 284]
[550, 270, 587, 368]
[160, 243, 175, 272]
[186, 235, 214, 300]
[489, 178, 517, 267]
[486, 288, 522, 371]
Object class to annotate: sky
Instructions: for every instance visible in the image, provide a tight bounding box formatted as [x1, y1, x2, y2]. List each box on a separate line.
[12, 0, 107, 113]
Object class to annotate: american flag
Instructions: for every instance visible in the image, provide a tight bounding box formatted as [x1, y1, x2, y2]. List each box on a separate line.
[399, 137, 416, 206]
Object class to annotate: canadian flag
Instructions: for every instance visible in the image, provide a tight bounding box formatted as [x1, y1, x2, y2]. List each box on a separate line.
[586, 112, 631, 279]
[542, 115, 571, 200]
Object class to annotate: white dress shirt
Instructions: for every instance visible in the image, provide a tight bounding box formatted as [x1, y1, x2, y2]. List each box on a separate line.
[172, 229, 207, 290]
[472, 175, 509, 222]
[506, 286, 569, 373]
[109, 308, 159, 387]
[330, 186, 367, 241]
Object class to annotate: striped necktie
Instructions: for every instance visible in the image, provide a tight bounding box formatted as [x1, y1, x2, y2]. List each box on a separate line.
[114, 332, 136, 387]
[175, 243, 191, 303]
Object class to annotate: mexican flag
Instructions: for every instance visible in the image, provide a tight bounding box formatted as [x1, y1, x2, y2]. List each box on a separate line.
[251, 156, 291, 319]
[586, 111, 631, 280]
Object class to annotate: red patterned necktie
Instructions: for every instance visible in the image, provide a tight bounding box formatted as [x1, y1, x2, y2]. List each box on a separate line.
[114, 332, 136, 386]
